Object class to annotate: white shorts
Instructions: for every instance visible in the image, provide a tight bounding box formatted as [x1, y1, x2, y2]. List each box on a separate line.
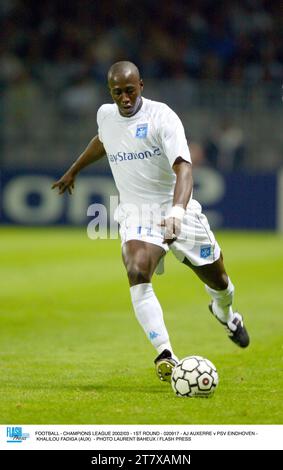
[119, 199, 221, 268]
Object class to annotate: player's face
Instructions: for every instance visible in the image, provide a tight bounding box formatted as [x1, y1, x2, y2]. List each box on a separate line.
[109, 75, 144, 117]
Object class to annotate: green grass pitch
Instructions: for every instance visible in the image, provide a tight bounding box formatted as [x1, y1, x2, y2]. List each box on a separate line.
[0, 227, 283, 424]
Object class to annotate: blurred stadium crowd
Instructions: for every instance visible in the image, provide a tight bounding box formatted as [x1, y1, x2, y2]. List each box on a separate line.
[1, 0, 282, 84]
[0, 0, 282, 171]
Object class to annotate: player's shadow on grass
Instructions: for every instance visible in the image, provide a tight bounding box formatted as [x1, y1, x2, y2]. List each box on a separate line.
[17, 381, 170, 394]
[78, 384, 169, 394]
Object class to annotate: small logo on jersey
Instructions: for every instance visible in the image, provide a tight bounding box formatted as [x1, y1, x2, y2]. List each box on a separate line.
[200, 245, 211, 259]
[149, 330, 160, 340]
[136, 123, 148, 138]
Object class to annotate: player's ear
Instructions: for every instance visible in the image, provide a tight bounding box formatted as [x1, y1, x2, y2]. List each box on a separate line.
[107, 79, 113, 94]
[140, 79, 144, 91]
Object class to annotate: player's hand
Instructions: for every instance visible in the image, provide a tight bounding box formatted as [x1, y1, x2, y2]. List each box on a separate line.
[51, 171, 76, 195]
[161, 217, 181, 245]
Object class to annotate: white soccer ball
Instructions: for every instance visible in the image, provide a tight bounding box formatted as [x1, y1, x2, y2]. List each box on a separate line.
[171, 355, 219, 398]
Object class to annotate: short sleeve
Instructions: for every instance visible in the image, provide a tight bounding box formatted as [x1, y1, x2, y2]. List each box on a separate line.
[159, 107, 191, 167]
[96, 106, 104, 143]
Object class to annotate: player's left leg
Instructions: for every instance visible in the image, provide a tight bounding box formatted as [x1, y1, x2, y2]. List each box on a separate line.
[169, 201, 249, 348]
[183, 253, 250, 348]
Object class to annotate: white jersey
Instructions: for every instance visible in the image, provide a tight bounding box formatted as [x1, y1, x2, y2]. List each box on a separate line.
[97, 97, 191, 214]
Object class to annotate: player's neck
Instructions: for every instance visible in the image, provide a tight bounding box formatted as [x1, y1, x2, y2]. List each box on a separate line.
[134, 97, 143, 115]
[119, 97, 143, 118]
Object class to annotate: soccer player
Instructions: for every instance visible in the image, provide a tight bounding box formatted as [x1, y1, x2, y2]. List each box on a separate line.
[52, 61, 249, 383]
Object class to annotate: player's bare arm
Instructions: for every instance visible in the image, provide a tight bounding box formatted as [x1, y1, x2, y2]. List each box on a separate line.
[51, 135, 106, 195]
[162, 158, 193, 245]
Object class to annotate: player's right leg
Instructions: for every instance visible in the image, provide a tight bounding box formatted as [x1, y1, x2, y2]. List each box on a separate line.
[122, 240, 178, 382]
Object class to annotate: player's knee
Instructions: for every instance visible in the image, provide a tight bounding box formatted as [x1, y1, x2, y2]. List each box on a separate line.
[127, 264, 151, 285]
[210, 272, 229, 291]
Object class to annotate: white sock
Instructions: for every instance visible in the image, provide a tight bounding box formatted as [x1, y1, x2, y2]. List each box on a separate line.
[130, 283, 178, 361]
[205, 278, 234, 324]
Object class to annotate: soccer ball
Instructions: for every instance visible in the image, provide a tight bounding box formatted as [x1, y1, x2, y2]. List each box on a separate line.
[171, 355, 218, 398]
